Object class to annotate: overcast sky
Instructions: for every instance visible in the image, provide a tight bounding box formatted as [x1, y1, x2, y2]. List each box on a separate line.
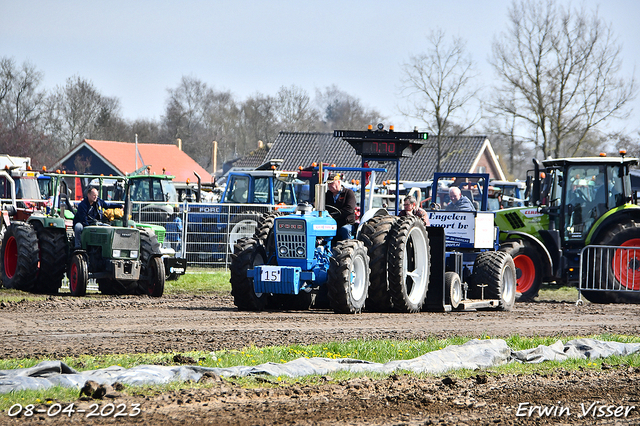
[2, 0, 639, 136]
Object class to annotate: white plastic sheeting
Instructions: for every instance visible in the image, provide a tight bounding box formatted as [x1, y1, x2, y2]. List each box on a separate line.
[1, 338, 639, 394]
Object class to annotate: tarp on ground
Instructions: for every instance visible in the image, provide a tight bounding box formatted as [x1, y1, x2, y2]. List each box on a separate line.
[1, 338, 639, 394]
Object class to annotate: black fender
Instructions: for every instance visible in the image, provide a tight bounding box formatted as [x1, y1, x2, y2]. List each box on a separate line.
[501, 231, 554, 279]
[588, 207, 640, 245]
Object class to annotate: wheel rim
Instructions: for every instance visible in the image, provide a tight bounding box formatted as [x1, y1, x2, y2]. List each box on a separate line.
[451, 278, 462, 306]
[228, 219, 258, 253]
[612, 238, 640, 290]
[513, 254, 535, 293]
[502, 263, 516, 303]
[350, 252, 367, 301]
[69, 262, 78, 293]
[403, 227, 429, 304]
[4, 236, 17, 279]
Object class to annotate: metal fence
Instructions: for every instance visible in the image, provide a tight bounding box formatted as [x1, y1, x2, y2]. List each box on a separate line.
[131, 201, 284, 269]
[579, 244, 640, 300]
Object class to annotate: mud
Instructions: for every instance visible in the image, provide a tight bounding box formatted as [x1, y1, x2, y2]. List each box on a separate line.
[1, 293, 639, 424]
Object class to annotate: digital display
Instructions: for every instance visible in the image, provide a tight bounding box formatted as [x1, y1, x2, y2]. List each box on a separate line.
[362, 142, 397, 156]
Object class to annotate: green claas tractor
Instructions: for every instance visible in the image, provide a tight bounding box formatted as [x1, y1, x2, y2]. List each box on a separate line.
[494, 153, 640, 303]
[0, 173, 166, 296]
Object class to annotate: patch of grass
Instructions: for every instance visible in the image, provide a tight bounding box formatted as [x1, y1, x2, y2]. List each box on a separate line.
[537, 284, 580, 302]
[164, 269, 230, 294]
[2, 333, 640, 411]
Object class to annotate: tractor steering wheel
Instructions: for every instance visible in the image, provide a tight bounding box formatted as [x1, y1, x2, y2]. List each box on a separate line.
[325, 204, 341, 217]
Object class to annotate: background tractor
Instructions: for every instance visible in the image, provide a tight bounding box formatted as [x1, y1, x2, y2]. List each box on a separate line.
[494, 153, 640, 303]
[0, 173, 167, 297]
[230, 126, 516, 314]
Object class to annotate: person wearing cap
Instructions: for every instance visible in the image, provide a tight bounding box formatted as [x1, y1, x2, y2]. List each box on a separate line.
[325, 172, 357, 241]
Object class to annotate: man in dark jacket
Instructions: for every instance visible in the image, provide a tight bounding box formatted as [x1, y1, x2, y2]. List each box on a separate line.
[446, 187, 476, 211]
[325, 172, 356, 241]
[73, 187, 121, 248]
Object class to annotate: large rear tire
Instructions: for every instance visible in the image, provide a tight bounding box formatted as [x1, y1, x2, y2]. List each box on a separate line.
[1, 222, 39, 291]
[386, 216, 430, 313]
[358, 215, 396, 312]
[327, 239, 370, 314]
[227, 212, 262, 259]
[584, 220, 640, 304]
[471, 251, 516, 311]
[68, 253, 88, 297]
[499, 240, 542, 302]
[230, 238, 270, 311]
[34, 226, 68, 294]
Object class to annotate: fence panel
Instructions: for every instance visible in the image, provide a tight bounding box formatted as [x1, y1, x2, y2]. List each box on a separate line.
[579, 244, 640, 298]
[132, 201, 287, 269]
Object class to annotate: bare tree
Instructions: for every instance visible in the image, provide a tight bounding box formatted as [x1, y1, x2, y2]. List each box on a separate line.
[239, 93, 279, 145]
[0, 57, 47, 128]
[490, 0, 636, 159]
[46, 76, 121, 152]
[315, 85, 385, 131]
[399, 29, 481, 172]
[274, 85, 320, 132]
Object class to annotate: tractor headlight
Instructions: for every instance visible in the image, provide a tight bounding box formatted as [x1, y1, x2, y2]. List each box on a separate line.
[130, 250, 139, 258]
[296, 246, 305, 256]
[279, 246, 288, 255]
[112, 249, 121, 258]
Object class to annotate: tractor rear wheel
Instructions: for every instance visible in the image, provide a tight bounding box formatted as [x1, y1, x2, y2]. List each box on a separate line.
[230, 238, 271, 311]
[470, 251, 516, 311]
[499, 240, 542, 302]
[68, 253, 88, 297]
[34, 226, 68, 294]
[327, 239, 370, 314]
[584, 220, 640, 304]
[358, 215, 396, 312]
[386, 216, 430, 313]
[1, 222, 39, 291]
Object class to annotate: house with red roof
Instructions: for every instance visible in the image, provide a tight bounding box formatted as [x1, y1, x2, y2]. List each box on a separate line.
[51, 139, 214, 183]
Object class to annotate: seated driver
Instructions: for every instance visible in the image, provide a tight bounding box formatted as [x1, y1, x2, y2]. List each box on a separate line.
[325, 172, 356, 241]
[73, 187, 121, 248]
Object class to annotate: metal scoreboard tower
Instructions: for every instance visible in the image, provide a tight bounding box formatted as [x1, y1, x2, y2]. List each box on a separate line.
[334, 124, 428, 213]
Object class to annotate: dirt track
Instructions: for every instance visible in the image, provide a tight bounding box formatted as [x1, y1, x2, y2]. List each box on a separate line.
[1, 294, 639, 424]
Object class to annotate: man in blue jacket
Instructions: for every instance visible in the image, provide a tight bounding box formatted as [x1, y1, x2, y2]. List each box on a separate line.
[446, 187, 476, 211]
[73, 187, 121, 248]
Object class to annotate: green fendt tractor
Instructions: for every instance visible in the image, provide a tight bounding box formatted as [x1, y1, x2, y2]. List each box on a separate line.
[0, 173, 166, 297]
[494, 153, 640, 303]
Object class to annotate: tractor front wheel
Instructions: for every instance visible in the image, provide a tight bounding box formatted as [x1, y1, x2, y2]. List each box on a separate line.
[68, 253, 88, 297]
[499, 240, 542, 302]
[327, 239, 370, 314]
[230, 238, 270, 311]
[141, 257, 165, 297]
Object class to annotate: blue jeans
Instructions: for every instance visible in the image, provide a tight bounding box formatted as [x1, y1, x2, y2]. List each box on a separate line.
[336, 224, 353, 242]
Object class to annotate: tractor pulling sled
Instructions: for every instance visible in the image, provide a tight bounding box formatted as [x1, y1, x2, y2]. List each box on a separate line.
[1, 173, 169, 297]
[230, 125, 516, 313]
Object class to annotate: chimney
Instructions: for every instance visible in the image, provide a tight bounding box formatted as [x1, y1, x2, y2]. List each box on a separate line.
[212, 141, 218, 177]
[177, 138, 182, 151]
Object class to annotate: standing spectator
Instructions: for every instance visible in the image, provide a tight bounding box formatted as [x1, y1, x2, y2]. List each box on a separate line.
[399, 195, 430, 227]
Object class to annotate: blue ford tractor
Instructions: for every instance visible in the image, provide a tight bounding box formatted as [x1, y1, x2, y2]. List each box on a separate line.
[230, 125, 517, 314]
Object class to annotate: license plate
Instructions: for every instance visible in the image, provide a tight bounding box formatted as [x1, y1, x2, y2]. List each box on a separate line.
[260, 266, 281, 282]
